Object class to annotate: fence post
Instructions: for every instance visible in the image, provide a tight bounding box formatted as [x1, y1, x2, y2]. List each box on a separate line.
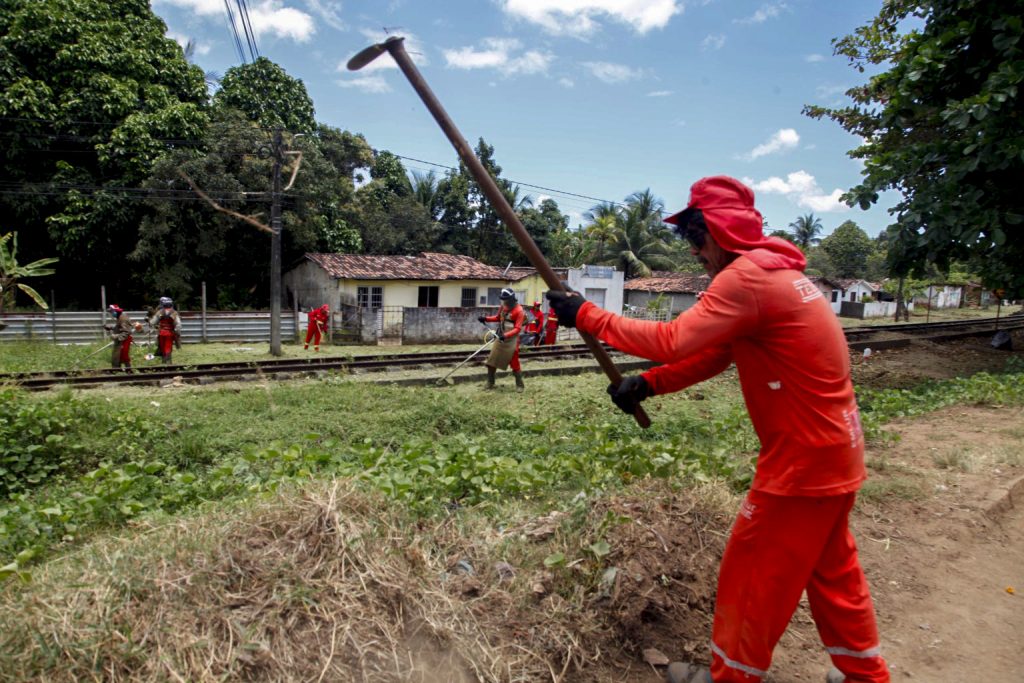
[293, 292, 299, 343]
[50, 290, 57, 344]
[201, 281, 208, 343]
[100, 285, 106, 336]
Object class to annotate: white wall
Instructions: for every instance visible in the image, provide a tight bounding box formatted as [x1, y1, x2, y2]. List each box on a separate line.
[567, 266, 624, 314]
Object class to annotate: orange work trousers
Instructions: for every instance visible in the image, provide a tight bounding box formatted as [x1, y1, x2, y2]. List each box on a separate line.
[710, 490, 889, 682]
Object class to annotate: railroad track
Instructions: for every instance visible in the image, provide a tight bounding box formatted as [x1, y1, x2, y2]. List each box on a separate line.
[2, 317, 1020, 391]
[0, 342, 609, 391]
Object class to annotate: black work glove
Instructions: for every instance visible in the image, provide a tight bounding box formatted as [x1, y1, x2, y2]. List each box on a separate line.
[545, 290, 587, 328]
[606, 375, 651, 415]
[477, 316, 488, 324]
[494, 331, 506, 342]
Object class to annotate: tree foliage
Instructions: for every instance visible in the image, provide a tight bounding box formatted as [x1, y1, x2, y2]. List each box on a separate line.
[586, 190, 676, 278]
[212, 57, 316, 134]
[0, 0, 208, 302]
[788, 213, 824, 249]
[0, 232, 58, 312]
[821, 221, 873, 279]
[805, 0, 1024, 295]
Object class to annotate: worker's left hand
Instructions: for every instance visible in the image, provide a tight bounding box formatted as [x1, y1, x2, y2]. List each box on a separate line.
[607, 375, 651, 414]
[494, 331, 506, 342]
[545, 290, 587, 328]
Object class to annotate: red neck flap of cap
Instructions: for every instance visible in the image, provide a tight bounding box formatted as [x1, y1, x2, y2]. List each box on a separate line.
[686, 176, 807, 271]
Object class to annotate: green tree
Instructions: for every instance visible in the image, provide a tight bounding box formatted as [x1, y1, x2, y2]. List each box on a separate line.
[212, 57, 316, 134]
[821, 221, 873, 278]
[769, 229, 794, 241]
[804, 246, 835, 278]
[519, 198, 568, 258]
[0, 0, 208, 303]
[594, 190, 675, 278]
[788, 213, 824, 249]
[0, 232, 58, 312]
[804, 0, 1024, 296]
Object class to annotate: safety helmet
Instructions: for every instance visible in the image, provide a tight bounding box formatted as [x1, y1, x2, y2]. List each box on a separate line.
[532, 301, 541, 308]
[108, 304, 123, 315]
[159, 296, 173, 308]
[499, 288, 516, 303]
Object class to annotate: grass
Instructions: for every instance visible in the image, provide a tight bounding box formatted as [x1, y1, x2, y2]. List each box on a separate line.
[0, 339, 503, 374]
[838, 303, 1023, 327]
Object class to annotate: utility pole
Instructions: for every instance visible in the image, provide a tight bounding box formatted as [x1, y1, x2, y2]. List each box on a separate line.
[269, 128, 283, 356]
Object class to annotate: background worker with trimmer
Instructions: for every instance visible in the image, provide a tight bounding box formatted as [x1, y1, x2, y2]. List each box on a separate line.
[104, 304, 142, 370]
[149, 296, 182, 365]
[477, 288, 526, 392]
[547, 176, 889, 683]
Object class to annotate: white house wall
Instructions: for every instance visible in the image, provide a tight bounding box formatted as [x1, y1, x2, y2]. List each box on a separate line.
[568, 268, 624, 314]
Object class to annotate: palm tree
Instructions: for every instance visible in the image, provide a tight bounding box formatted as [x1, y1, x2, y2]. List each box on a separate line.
[184, 39, 221, 90]
[789, 213, 823, 249]
[410, 170, 441, 220]
[584, 213, 618, 261]
[0, 232, 59, 313]
[595, 190, 675, 278]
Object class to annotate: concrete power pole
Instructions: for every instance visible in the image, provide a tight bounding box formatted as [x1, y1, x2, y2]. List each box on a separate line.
[269, 128, 283, 356]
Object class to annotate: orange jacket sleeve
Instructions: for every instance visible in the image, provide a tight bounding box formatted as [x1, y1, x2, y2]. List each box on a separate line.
[576, 267, 757, 364]
[507, 307, 525, 336]
[642, 344, 733, 395]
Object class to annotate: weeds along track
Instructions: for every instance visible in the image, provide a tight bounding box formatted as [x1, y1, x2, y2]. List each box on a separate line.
[2, 318, 1021, 391]
[0, 343, 611, 391]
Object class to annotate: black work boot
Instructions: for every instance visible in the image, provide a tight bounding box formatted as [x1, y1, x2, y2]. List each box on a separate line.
[163, 353, 172, 365]
[484, 366, 496, 390]
[514, 371, 525, 393]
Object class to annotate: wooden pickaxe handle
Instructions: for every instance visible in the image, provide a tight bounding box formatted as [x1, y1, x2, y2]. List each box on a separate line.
[348, 37, 651, 428]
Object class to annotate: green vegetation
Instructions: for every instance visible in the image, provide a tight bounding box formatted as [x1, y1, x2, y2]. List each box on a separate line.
[3, 364, 1024, 579]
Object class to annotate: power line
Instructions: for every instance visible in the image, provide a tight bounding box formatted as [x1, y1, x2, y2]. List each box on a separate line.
[222, 0, 247, 64]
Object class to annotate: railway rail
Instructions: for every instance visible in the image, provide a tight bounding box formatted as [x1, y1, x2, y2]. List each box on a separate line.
[2, 316, 1020, 391]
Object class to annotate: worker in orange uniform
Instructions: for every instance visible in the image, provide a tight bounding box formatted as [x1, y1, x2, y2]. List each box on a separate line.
[304, 304, 329, 351]
[547, 176, 889, 683]
[477, 288, 525, 392]
[524, 301, 544, 346]
[105, 304, 142, 369]
[148, 297, 182, 365]
[543, 303, 559, 346]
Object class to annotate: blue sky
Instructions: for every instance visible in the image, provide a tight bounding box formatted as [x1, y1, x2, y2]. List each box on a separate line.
[152, 0, 896, 238]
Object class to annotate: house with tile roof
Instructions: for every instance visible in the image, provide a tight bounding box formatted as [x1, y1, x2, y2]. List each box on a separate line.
[623, 271, 711, 315]
[284, 252, 515, 312]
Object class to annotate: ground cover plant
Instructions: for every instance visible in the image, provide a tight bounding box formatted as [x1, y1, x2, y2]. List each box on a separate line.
[3, 359, 1024, 581]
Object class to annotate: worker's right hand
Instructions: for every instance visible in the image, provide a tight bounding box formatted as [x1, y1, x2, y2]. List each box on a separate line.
[477, 316, 487, 324]
[607, 375, 651, 414]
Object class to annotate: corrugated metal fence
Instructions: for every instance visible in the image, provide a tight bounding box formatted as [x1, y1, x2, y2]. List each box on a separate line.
[0, 311, 297, 344]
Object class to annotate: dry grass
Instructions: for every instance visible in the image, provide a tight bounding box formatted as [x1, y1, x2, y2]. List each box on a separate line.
[0, 480, 735, 683]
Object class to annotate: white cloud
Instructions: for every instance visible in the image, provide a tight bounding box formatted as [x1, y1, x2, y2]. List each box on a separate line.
[746, 171, 849, 212]
[647, 90, 673, 97]
[444, 38, 553, 76]
[500, 0, 682, 37]
[701, 33, 726, 51]
[582, 61, 644, 83]
[743, 128, 800, 160]
[735, 2, 786, 25]
[805, 53, 825, 63]
[156, 0, 315, 41]
[166, 31, 212, 56]
[303, 0, 344, 31]
[248, 2, 316, 42]
[559, 77, 575, 88]
[337, 75, 391, 93]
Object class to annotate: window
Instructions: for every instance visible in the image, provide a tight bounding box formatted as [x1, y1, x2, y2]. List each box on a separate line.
[417, 286, 439, 307]
[486, 287, 502, 306]
[850, 292, 858, 303]
[357, 286, 383, 309]
[583, 265, 614, 278]
[516, 290, 528, 305]
[461, 287, 477, 308]
[585, 288, 607, 309]
[831, 291, 838, 303]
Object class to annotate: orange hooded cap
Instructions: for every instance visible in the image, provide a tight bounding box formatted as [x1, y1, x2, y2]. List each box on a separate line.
[664, 175, 806, 271]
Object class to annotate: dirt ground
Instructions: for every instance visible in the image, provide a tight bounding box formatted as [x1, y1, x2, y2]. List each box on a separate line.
[592, 404, 1024, 683]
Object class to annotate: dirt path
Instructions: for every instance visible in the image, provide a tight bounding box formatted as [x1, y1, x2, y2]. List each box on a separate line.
[767, 405, 1024, 682]
[603, 405, 1024, 683]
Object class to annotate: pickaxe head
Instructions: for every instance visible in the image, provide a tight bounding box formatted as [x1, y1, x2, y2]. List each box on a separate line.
[347, 36, 405, 71]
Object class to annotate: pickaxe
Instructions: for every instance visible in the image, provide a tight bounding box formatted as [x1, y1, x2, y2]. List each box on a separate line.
[348, 37, 651, 428]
